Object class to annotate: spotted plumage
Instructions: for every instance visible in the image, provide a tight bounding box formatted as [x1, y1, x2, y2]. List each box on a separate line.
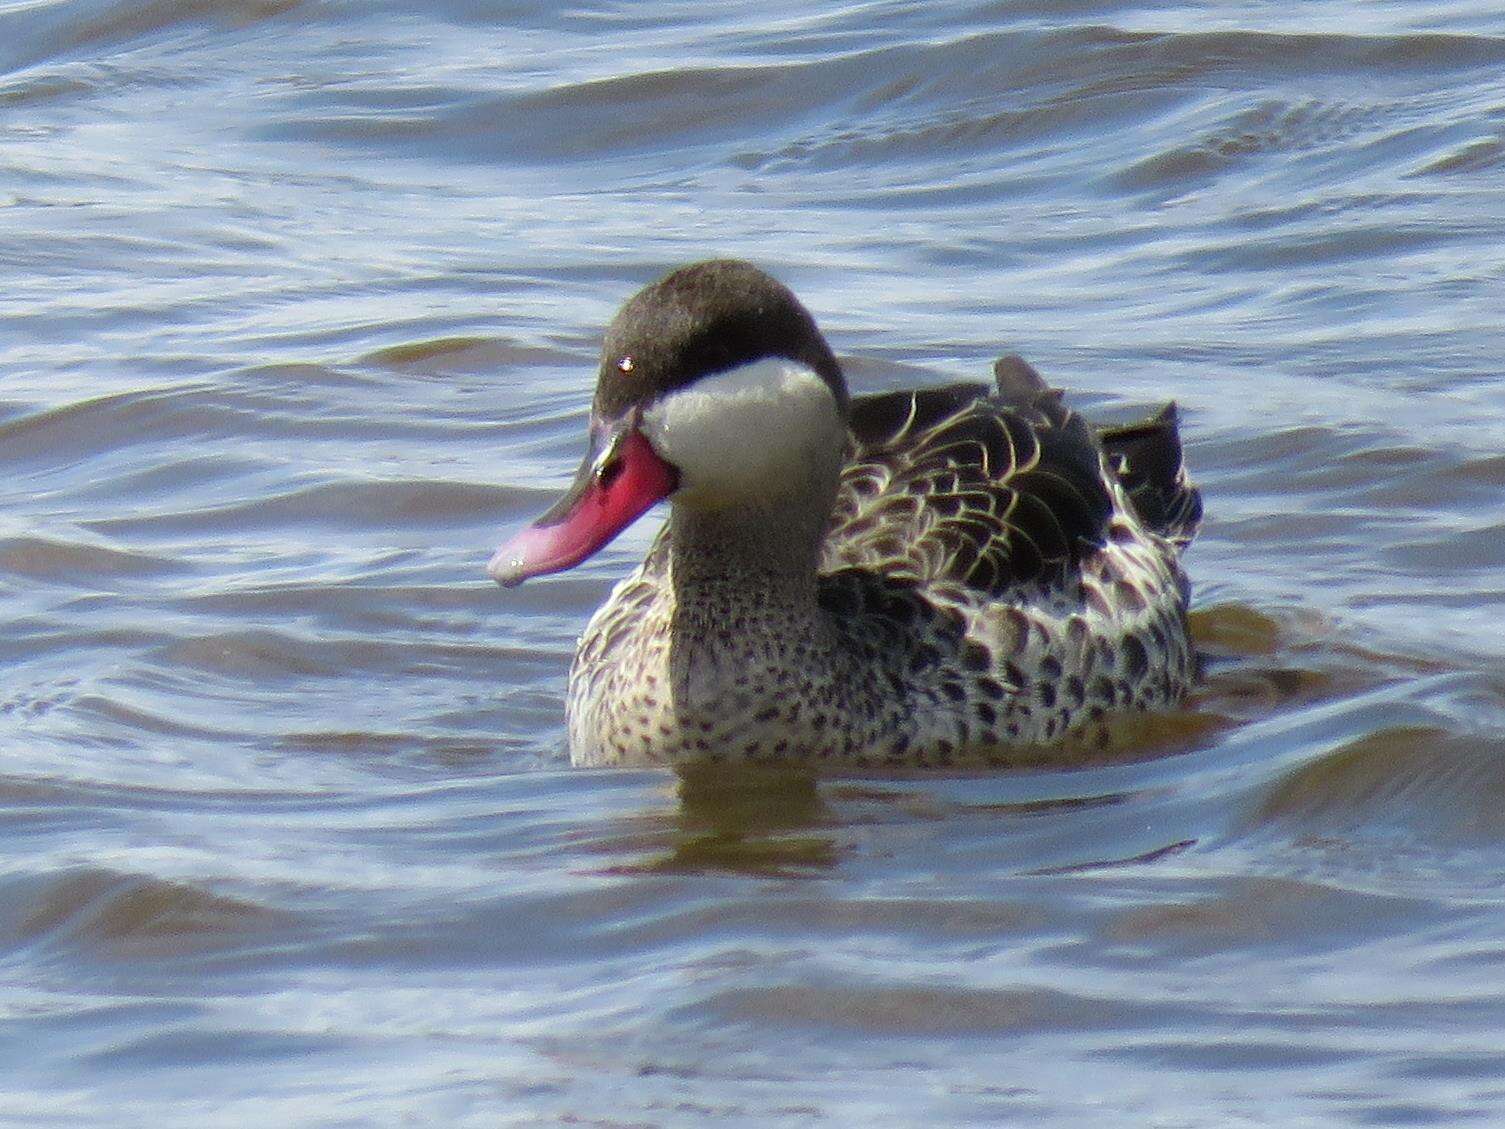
[490, 261, 1202, 768]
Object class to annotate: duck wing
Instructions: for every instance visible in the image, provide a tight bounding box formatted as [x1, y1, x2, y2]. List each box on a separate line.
[1098, 403, 1202, 550]
[823, 357, 1115, 595]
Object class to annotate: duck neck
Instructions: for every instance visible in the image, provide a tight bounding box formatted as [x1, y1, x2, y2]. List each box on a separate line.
[665, 497, 836, 715]
[668, 498, 827, 619]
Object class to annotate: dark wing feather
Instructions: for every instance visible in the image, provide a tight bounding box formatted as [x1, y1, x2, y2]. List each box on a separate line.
[825, 373, 1115, 595]
[1098, 403, 1203, 549]
[991, 354, 1051, 401]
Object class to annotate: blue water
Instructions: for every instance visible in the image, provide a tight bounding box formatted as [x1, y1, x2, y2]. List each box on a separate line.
[3, 1, 1505, 1124]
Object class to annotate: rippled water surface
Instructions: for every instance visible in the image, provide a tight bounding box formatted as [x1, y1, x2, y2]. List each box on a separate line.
[4, 0, 1505, 1124]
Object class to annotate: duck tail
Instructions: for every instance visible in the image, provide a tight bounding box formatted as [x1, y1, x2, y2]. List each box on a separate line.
[1099, 404, 1203, 551]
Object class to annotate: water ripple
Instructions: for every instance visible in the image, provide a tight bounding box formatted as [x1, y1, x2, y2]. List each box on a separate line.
[3, 0, 1505, 1124]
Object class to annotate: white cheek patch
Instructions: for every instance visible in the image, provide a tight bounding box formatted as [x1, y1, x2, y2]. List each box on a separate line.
[641, 357, 842, 506]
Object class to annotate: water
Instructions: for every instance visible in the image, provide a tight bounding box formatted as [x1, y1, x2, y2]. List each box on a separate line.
[3, 0, 1505, 1123]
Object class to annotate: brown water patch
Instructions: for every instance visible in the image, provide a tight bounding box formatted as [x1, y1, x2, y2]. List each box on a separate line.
[691, 982, 1193, 1037]
[1189, 602, 1448, 728]
[0, 537, 189, 585]
[16, 869, 294, 957]
[599, 768, 841, 877]
[363, 336, 564, 371]
[1250, 726, 1505, 843]
[1100, 875, 1435, 957]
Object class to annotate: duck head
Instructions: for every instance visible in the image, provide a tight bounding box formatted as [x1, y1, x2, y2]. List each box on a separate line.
[489, 260, 849, 587]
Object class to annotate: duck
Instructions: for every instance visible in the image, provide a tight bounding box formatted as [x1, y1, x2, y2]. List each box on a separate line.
[490, 260, 1202, 768]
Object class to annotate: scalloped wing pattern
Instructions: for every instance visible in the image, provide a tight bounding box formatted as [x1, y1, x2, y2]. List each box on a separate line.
[822, 381, 1116, 595]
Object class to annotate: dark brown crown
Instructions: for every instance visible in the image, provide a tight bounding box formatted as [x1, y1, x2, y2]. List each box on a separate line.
[592, 260, 848, 419]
